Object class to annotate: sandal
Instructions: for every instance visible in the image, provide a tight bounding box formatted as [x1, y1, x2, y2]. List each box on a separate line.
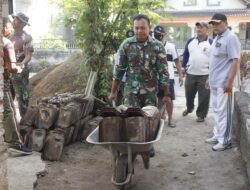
[168, 121, 176, 128]
[182, 109, 189, 116]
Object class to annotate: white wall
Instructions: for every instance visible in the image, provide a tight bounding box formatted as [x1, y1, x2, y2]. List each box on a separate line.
[166, 0, 246, 11]
[3, 0, 9, 16]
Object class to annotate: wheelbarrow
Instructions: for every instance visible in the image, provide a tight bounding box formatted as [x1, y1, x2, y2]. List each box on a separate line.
[86, 119, 165, 190]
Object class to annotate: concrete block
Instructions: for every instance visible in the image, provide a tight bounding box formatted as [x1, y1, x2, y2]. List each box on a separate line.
[234, 92, 250, 183]
[244, 119, 250, 175]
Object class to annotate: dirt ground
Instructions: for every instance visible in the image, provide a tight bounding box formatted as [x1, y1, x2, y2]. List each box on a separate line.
[34, 84, 250, 190]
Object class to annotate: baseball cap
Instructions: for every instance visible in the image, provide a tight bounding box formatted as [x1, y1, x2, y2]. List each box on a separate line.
[153, 25, 166, 34]
[12, 12, 30, 26]
[208, 13, 227, 24]
[195, 22, 209, 28]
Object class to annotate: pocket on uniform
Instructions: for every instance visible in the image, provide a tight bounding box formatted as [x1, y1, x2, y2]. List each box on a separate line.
[213, 44, 227, 57]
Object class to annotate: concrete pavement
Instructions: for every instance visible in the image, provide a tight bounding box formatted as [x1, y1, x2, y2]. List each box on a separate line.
[7, 150, 45, 190]
[5, 99, 46, 190]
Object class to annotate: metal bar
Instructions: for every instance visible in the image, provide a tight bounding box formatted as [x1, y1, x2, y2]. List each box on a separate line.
[110, 145, 117, 183]
[127, 145, 133, 174]
[84, 71, 97, 97]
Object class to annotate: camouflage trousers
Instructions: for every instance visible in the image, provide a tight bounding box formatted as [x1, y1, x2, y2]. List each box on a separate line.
[3, 73, 23, 144]
[123, 91, 157, 107]
[11, 67, 30, 118]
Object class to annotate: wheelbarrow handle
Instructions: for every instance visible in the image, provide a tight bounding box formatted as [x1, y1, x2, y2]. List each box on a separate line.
[112, 100, 116, 108]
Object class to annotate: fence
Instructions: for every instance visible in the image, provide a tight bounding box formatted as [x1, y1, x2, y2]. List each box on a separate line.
[240, 39, 250, 50]
[33, 39, 82, 50]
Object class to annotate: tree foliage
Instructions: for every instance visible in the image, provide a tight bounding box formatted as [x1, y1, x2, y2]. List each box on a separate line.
[52, 0, 165, 99]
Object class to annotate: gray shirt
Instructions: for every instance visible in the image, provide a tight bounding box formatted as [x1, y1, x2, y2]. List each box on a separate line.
[209, 29, 241, 88]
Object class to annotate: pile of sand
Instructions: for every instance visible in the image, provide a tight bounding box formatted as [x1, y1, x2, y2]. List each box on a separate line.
[30, 54, 83, 105]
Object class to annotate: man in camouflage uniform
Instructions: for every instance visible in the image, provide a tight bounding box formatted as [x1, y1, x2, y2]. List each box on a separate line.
[109, 14, 169, 107]
[2, 35, 32, 154]
[9, 12, 34, 118]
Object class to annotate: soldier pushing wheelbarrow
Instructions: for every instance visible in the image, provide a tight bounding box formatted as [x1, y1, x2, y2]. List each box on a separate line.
[88, 14, 169, 189]
[108, 13, 169, 159]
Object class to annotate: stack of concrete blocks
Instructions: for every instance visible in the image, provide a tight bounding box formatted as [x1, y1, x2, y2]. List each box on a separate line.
[23, 93, 104, 161]
[0, 1, 9, 189]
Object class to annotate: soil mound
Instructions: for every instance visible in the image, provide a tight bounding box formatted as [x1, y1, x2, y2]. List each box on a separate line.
[30, 54, 83, 105]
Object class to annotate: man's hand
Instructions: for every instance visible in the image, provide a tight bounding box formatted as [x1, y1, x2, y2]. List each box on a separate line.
[16, 66, 23, 73]
[108, 92, 117, 102]
[161, 96, 170, 103]
[16, 62, 24, 69]
[109, 79, 120, 102]
[179, 76, 184, 86]
[205, 79, 210, 90]
[9, 63, 23, 73]
[181, 68, 186, 78]
[224, 81, 233, 94]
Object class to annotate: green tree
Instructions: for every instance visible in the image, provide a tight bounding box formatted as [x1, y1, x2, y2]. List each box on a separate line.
[52, 0, 165, 99]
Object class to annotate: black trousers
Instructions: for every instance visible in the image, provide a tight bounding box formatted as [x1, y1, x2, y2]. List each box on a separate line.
[184, 74, 210, 118]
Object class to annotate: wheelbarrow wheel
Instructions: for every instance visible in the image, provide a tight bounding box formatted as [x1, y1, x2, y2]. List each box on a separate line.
[115, 154, 128, 184]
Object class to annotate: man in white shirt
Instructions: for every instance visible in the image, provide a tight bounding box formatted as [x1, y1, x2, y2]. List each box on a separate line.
[154, 25, 183, 127]
[182, 22, 213, 122]
[205, 13, 241, 151]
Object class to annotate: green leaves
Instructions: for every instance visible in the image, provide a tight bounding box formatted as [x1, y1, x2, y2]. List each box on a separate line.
[52, 0, 165, 99]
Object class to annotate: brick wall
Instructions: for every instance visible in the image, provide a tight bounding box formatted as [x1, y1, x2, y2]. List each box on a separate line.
[0, 0, 8, 189]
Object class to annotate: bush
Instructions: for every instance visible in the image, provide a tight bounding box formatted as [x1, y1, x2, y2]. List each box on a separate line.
[240, 52, 250, 80]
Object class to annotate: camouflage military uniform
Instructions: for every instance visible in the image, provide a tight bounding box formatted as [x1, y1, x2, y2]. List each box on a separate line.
[114, 36, 169, 107]
[9, 31, 34, 117]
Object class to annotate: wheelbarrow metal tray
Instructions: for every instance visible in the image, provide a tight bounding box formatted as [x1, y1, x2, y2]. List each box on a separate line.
[86, 119, 165, 153]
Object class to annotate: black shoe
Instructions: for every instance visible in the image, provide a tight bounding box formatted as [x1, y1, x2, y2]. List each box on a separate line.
[196, 117, 205, 122]
[182, 109, 193, 116]
[9, 145, 32, 155]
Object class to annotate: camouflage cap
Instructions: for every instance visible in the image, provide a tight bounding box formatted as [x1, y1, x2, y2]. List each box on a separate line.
[12, 12, 30, 26]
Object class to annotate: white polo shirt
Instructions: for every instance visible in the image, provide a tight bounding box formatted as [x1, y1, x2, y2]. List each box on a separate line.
[185, 37, 212, 75]
[209, 29, 241, 88]
[164, 42, 178, 79]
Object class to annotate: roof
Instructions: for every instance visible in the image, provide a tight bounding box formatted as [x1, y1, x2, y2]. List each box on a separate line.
[161, 9, 250, 18]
